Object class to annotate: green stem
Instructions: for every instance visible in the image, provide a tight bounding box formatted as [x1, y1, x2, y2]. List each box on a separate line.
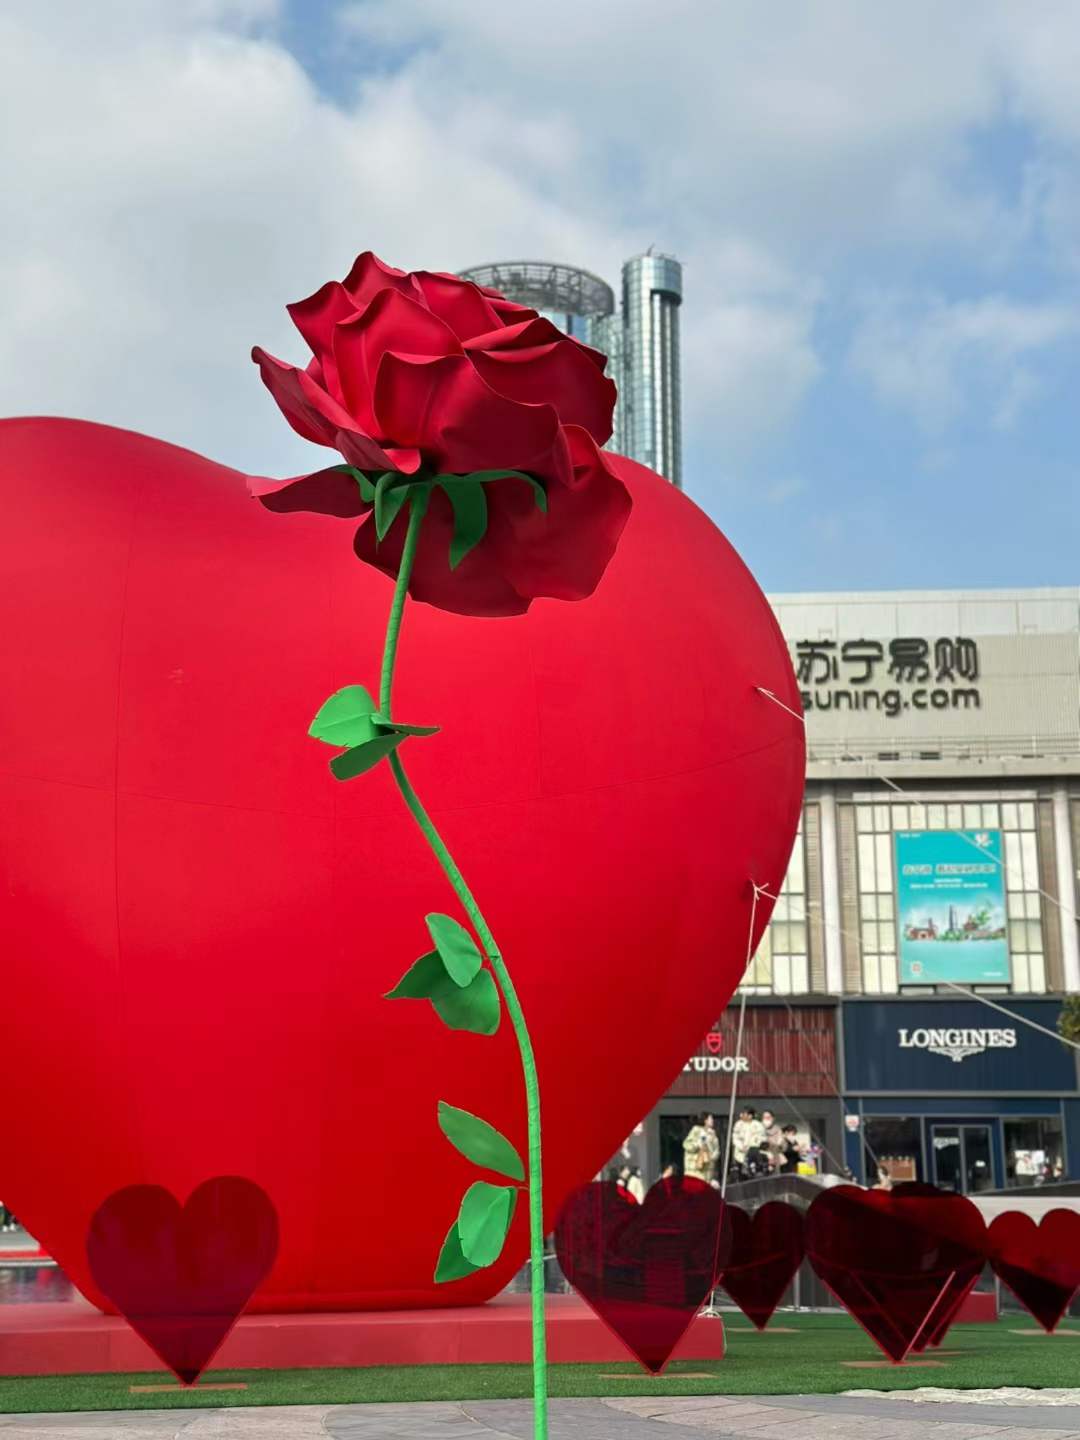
[380, 488, 548, 1440]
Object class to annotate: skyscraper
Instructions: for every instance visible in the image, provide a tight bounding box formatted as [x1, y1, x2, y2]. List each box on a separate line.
[459, 251, 683, 488]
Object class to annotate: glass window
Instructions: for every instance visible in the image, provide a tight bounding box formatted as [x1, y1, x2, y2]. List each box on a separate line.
[739, 816, 808, 995]
[875, 834, 892, 889]
[865, 1117, 924, 1183]
[1003, 1117, 1065, 1185]
[858, 835, 876, 890]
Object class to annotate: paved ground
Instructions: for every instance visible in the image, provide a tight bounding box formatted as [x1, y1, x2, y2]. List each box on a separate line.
[7, 1393, 1080, 1439]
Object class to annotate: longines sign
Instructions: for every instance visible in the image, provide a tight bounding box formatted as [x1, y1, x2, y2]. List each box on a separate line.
[844, 999, 1077, 1094]
[897, 1025, 1017, 1064]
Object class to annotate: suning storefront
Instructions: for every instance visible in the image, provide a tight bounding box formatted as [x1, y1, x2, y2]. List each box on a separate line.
[841, 996, 1080, 1191]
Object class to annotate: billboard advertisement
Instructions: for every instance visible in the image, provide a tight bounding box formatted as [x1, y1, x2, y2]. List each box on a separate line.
[895, 829, 1010, 984]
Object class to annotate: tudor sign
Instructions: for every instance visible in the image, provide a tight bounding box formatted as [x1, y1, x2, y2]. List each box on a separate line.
[683, 1030, 749, 1074]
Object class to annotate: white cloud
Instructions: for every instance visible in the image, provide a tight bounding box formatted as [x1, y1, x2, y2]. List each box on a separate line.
[848, 291, 1080, 433]
[1, 0, 1080, 490]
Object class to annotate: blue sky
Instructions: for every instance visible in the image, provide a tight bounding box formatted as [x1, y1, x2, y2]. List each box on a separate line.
[2, 0, 1078, 595]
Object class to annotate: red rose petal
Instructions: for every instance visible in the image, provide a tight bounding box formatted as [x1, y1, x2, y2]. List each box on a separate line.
[341, 251, 423, 308]
[470, 315, 610, 373]
[466, 327, 616, 445]
[413, 271, 506, 342]
[353, 490, 531, 616]
[486, 295, 541, 326]
[252, 347, 405, 472]
[286, 282, 360, 400]
[251, 347, 346, 448]
[334, 290, 460, 434]
[372, 351, 560, 475]
[249, 467, 371, 518]
[483, 425, 631, 602]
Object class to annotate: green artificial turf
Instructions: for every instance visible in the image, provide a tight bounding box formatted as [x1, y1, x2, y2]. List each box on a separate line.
[2, 1313, 1078, 1414]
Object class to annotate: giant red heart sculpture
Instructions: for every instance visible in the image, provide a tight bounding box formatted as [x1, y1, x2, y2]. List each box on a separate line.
[720, 1201, 804, 1331]
[988, 1210, 1080, 1333]
[806, 1184, 985, 1363]
[0, 417, 803, 1312]
[554, 1178, 732, 1373]
[87, 1177, 279, 1383]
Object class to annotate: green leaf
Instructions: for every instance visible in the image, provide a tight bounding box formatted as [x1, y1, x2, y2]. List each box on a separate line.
[432, 969, 501, 1035]
[438, 1102, 524, 1181]
[434, 1222, 480, 1283]
[471, 469, 547, 513]
[328, 732, 404, 780]
[308, 685, 378, 748]
[374, 471, 411, 540]
[384, 949, 445, 1000]
[371, 714, 440, 738]
[426, 913, 483, 987]
[440, 480, 488, 570]
[434, 469, 547, 513]
[385, 953, 500, 1034]
[330, 464, 376, 503]
[457, 1181, 517, 1267]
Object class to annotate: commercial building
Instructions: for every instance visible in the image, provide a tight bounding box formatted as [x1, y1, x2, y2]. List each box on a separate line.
[459, 254, 683, 487]
[641, 586, 1080, 1193]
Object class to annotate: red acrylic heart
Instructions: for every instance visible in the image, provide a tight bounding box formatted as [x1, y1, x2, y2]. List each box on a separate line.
[805, 1183, 986, 1363]
[988, 1210, 1080, 1333]
[720, 1201, 804, 1331]
[0, 417, 803, 1312]
[86, 1177, 278, 1383]
[554, 1177, 732, 1373]
[894, 1184, 985, 1353]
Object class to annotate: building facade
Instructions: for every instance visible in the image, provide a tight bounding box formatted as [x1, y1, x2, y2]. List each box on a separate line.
[459, 253, 683, 487]
[640, 586, 1080, 1193]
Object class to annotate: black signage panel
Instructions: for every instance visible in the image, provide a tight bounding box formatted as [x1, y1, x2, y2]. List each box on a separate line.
[843, 998, 1078, 1094]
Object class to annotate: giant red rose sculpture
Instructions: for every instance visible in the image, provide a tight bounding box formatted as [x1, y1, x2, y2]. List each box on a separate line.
[251, 251, 628, 616]
[253, 252, 653, 1437]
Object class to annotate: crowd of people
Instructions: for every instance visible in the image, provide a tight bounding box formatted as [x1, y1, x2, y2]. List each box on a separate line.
[606, 1109, 822, 1199]
[682, 1108, 816, 1186]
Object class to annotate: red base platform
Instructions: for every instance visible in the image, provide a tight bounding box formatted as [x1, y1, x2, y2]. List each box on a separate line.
[0, 1293, 725, 1376]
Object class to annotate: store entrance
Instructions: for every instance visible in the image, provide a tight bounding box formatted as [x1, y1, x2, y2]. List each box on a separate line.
[931, 1122, 995, 1194]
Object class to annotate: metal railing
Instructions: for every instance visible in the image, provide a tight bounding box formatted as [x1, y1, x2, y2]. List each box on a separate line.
[807, 733, 1080, 765]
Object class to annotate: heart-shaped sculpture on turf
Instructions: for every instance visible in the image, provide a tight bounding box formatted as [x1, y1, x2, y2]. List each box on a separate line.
[988, 1210, 1080, 1333]
[895, 1183, 985, 1353]
[554, 1177, 732, 1373]
[720, 1201, 804, 1331]
[806, 1183, 986, 1363]
[87, 1177, 279, 1383]
[0, 417, 803, 1312]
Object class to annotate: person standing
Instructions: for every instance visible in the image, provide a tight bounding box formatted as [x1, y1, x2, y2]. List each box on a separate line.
[761, 1109, 783, 1171]
[683, 1113, 720, 1184]
[778, 1123, 802, 1173]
